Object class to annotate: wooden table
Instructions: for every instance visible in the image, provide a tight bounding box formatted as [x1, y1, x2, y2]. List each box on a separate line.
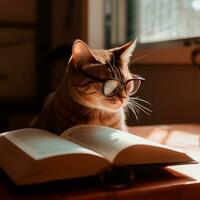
[1, 124, 200, 200]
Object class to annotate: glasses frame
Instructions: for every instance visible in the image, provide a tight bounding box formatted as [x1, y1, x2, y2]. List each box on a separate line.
[82, 71, 145, 97]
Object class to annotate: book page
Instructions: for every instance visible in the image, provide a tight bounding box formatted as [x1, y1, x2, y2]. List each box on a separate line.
[61, 125, 194, 164]
[0, 128, 111, 185]
[61, 125, 159, 162]
[2, 128, 104, 160]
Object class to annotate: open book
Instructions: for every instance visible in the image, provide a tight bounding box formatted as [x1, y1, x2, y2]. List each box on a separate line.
[0, 125, 196, 185]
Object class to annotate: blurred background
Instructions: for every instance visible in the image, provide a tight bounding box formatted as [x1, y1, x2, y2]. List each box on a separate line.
[0, 0, 200, 132]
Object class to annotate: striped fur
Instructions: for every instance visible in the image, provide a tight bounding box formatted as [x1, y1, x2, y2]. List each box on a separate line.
[30, 40, 136, 134]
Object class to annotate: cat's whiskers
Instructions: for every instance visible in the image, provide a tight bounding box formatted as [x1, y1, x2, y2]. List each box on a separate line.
[127, 97, 152, 120]
[126, 101, 139, 122]
[132, 100, 152, 113]
[133, 103, 151, 116]
[132, 96, 151, 105]
[128, 54, 149, 68]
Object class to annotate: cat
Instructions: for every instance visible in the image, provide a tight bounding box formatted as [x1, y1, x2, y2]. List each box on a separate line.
[30, 39, 146, 135]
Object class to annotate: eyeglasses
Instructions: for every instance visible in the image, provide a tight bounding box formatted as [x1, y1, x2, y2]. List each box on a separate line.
[102, 77, 145, 97]
[83, 72, 145, 97]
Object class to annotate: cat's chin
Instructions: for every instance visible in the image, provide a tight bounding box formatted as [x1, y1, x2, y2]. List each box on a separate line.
[100, 107, 122, 113]
[94, 102, 125, 113]
[91, 101, 126, 113]
[74, 98, 122, 113]
[104, 100, 127, 112]
[82, 102, 122, 113]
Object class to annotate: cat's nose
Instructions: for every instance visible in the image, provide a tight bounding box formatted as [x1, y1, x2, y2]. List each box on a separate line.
[120, 98, 126, 103]
[118, 90, 127, 102]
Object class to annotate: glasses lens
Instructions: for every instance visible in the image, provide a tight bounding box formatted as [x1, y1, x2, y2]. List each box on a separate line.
[126, 79, 141, 95]
[103, 80, 120, 97]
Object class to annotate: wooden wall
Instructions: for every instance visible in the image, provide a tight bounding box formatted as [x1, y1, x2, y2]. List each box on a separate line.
[127, 45, 200, 125]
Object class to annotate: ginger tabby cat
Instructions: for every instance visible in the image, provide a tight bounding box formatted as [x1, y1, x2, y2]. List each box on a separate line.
[30, 39, 146, 134]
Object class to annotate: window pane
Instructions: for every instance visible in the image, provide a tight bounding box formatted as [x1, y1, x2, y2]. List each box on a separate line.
[128, 0, 200, 43]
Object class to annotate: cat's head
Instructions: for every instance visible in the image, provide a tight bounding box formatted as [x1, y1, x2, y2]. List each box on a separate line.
[65, 39, 143, 112]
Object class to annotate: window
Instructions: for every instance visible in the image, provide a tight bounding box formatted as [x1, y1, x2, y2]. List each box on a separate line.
[104, 0, 200, 46]
[128, 0, 200, 44]
[88, 0, 200, 64]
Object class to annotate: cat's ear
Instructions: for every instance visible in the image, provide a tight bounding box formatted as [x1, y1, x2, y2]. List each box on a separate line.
[114, 39, 137, 65]
[71, 39, 96, 66]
